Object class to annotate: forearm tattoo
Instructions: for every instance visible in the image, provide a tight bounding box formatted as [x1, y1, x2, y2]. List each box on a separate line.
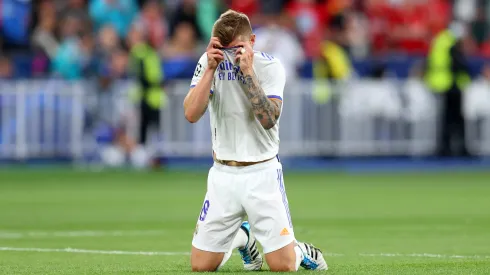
[243, 73, 282, 129]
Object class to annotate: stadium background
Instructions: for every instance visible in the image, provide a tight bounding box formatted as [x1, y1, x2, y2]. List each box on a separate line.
[1, 0, 490, 274]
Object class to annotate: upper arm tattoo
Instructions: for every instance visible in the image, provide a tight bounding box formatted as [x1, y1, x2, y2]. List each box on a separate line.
[243, 73, 282, 129]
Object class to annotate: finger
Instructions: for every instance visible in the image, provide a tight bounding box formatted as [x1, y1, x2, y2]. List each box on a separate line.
[209, 53, 224, 61]
[209, 37, 223, 48]
[208, 48, 223, 54]
[235, 52, 242, 63]
[208, 49, 224, 56]
[235, 47, 242, 55]
[207, 43, 222, 50]
[235, 41, 252, 52]
[210, 37, 221, 43]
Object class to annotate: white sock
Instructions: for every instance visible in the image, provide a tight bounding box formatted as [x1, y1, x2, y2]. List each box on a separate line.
[218, 250, 233, 270]
[231, 228, 249, 249]
[217, 228, 249, 269]
[294, 243, 304, 271]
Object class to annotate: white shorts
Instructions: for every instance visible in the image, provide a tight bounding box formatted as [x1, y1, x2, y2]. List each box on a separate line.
[192, 157, 295, 254]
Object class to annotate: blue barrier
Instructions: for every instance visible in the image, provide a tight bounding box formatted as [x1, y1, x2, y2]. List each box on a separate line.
[7, 54, 490, 79]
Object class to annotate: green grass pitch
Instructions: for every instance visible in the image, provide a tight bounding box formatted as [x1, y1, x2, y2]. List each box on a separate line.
[0, 169, 489, 274]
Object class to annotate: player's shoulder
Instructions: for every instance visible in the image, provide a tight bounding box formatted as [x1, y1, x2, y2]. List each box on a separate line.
[253, 51, 284, 71]
[253, 51, 280, 63]
[198, 52, 208, 62]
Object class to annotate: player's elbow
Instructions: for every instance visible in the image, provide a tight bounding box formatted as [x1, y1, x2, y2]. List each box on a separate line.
[184, 110, 199, 124]
[183, 101, 200, 123]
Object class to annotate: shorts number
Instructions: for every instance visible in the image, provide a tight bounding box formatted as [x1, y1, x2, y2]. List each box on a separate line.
[199, 200, 210, 221]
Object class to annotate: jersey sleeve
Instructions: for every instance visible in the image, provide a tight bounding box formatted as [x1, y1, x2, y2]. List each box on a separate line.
[190, 53, 208, 88]
[190, 53, 215, 94]
[260, 59, 286, 101]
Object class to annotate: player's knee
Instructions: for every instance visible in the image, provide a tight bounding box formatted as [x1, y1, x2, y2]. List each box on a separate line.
[268, 261, 296, 272]
[265, 242, 298, 272]
[190, 248, 221, 272]
[191, 261, 217, 272]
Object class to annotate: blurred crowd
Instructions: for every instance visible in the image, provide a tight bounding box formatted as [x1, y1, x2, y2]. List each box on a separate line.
[0, 0, 490, 80]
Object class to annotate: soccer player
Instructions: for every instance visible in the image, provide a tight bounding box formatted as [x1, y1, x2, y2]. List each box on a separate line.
[183, 10, 328, 272]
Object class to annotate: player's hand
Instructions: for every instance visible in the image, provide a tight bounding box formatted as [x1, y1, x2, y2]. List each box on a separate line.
[235, 42, 254, 75]
[206, 37, 224, 71]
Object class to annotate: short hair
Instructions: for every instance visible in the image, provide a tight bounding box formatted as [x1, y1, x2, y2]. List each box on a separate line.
[212, 10, 252, 46]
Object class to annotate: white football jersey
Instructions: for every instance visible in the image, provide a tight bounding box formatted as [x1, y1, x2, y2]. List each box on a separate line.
[190, 48, 286, 162]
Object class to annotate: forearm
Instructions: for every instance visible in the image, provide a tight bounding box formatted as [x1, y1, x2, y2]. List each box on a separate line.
[242, 72, 281, 130]
[184, 69, 214, 123]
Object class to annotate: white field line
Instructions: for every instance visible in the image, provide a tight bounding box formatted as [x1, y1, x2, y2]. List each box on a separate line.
[0, 247, 489, 260]
[359, 253, 490, 259]
[0, 230, 166, 239]
[0, 247, 188, 256]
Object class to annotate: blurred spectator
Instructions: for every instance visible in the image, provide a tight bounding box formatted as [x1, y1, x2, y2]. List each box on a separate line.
[89, 0, 138, 38]
[464, 63, 490, 128]
[344, 11, 369, 58]
[60, 14, 84, 39]
[1, 0, 31, 46]
[91, 48, 139, 169]
[285, 0, 326, 57]
[133, 0, 167, 49]
[162, 21, 198, 59]
[96, 25, 120, 60]
[32, 54, 50, 77]
[227, 0, 259, 19]
[162, 0, 181, 13]
[471, 5, 487, 48]
[365, 0, 392, 54]
[365, 0, 448, 55]
[109, 49, 129, 78]
[253, 12, 305, 79]
[127, 24, 165, 163]
[425, 22, 472, 157]
[328, 11, 368, 56]
[389, 0, 431, 54]
[482, 36, 490, 57]
[92, 24, 120, 76]
[313, 14, 352, 82]
[169, 0, 201, 40]
[196, 0, 220, 39]
[52, 32, 95, 80]
[427, 0, 451, 36]
[2, 0, 490, 80]
[454, 0, 477, 23]
[311, 13, 353, 105]
[97, 49, 129, 128]
[259, 0, 284, 15]
[59, 0, 91, 32]
[32, 2, 59, 58]
[0, 56, 13, 78]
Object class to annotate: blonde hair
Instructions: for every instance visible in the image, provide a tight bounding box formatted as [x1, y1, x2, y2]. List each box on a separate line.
[212, 10, 252, 46]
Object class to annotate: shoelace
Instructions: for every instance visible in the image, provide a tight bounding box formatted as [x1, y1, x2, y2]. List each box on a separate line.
[304, 243, 322, 260]
[239, 240, 259, 264]
[239, 249, 252, 264]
